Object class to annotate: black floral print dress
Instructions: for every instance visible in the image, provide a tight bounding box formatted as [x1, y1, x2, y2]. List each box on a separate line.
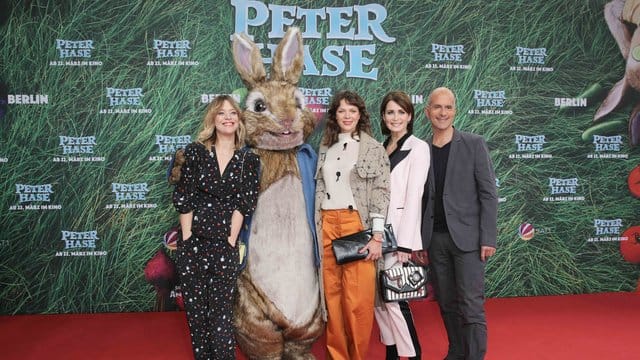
[173, 142, 260, 360]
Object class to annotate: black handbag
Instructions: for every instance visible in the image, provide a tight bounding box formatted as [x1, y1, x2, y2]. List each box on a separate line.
[331, 224, 398, 265]
[379, 262, 428, 302]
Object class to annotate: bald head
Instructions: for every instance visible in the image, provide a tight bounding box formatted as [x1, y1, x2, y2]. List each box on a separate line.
[425, 87, 457, 134]
[427, 87, 456, 108]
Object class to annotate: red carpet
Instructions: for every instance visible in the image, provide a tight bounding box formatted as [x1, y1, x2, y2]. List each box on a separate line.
[1, 292, 639, 359]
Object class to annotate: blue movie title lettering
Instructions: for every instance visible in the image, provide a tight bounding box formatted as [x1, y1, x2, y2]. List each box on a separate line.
[56, 39, 94, 58]
[516, 47, 547, 65]
[549, 177, 578, 195]
[515, 135, 546, 152]
[431, 44, 464, 62]
[155, 135, 191, 153]
[474, 90, 506, 107]
[15, 184, 53, 203]
[230, 0, 396, 80]
[106, 87, 143, 107]
[594, 219, 622, 236]
[153, 40, 191, 58]
[62, 230, 98, 249]
[59, 136, 96, 154]
[112, 183, 148, 201]
[593, 135, 622, 152]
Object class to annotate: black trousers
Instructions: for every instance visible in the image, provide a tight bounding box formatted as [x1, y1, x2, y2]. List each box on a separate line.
[429, 232, 487, 360]
[177, 234, 239, 360]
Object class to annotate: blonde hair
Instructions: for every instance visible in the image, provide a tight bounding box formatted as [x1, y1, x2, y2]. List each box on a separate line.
[197, 95, 246, 150]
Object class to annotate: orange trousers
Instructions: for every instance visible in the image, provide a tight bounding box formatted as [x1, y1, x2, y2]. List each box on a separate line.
[322, 209, 377, 360]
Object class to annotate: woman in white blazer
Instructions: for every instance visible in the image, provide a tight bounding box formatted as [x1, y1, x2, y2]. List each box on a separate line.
[375, 91, 430, 360]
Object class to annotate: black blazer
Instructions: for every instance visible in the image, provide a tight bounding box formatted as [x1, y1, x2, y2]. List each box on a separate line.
[421, 129, 498, 252]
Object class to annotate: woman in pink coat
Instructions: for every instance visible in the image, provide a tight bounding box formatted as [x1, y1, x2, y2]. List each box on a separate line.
[375, 91, 430, 359]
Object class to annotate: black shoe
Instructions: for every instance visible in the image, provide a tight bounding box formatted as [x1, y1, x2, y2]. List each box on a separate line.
[444, 355, 464, 360]
[386, 345, 399, 360]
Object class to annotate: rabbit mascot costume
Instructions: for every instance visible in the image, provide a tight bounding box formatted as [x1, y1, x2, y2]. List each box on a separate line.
[232, 27, 324, 359]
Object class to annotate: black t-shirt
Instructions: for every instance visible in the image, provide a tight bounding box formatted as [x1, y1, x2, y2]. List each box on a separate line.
[431, 142, 451, 233]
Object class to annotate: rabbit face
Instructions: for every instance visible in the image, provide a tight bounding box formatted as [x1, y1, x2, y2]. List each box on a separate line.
[244, 84, 307, 150]
[233, 27, 316, 150]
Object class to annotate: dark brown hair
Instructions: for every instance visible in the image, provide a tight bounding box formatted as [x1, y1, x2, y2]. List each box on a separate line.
[322, 90, 372, 146]
[379, 91, 414, 136]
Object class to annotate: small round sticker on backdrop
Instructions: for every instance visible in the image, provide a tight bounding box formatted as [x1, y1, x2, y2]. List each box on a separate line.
[518, 222, 535, 241]
[620, 226, 640, 264]
[628, 165, 640, 199]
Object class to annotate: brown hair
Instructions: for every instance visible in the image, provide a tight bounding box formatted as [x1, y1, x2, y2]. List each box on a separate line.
[322, 90, 372, 146]
[197, 95, 246, 151]
[379, 91, 414, 136]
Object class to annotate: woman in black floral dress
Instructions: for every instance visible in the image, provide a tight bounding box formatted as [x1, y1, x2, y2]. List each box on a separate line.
[172, 95, 260, 360]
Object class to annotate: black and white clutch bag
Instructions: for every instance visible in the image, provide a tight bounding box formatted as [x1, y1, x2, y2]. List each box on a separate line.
[379, 262, 428, 302]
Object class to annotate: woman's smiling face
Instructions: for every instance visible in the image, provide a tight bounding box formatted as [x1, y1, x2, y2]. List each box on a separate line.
[336, 99, 360, 134]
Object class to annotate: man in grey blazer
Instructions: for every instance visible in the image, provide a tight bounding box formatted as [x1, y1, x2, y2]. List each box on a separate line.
[421, 87, 498, 360]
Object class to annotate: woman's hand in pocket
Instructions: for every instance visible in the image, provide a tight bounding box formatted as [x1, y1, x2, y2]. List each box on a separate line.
[227, 236, 237, 248]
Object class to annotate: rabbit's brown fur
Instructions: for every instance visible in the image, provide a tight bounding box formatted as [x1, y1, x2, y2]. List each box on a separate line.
[232, 27, 324, 359]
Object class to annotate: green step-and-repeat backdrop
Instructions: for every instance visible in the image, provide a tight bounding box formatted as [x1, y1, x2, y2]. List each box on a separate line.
[1, 0, 639, 314]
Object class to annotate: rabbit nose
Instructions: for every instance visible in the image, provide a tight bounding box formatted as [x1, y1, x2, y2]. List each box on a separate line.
[281, 117, 293, 129]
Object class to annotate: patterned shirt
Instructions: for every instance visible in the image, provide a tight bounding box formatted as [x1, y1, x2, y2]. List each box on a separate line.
[173, 142, 260, 239]
[321, 133, 359, 210]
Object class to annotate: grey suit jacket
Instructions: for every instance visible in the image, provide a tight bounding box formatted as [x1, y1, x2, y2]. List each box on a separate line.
[421, 129, 498, 252]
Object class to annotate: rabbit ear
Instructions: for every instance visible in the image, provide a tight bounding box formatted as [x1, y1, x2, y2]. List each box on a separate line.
[594, 77, 628, 121]
[232, 32, 267, 89]
[271, 27, 304, 85]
